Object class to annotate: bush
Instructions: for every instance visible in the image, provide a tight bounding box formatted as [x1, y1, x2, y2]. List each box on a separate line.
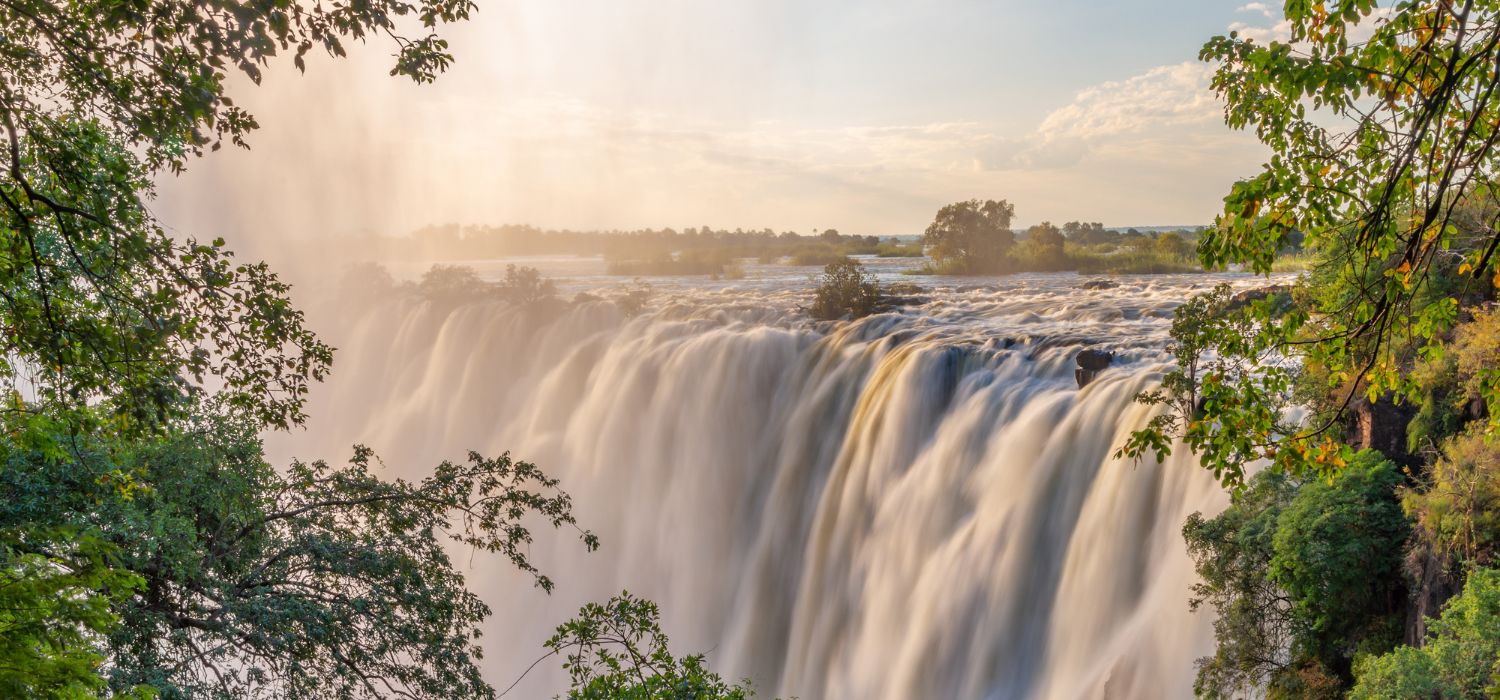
[497, 264, 557, 305]
[875, 241, 924, 257]
[1185, 451, 1411, 698]
[547, 592, 768, 699]
[1351, 568, 1500, 699]
[808, 258, 880, 320]
[789, 243, 845, 266]
[612, 280, 653, 317]
[1403, 429, 1500, 572]
[1407, 304, 1500, 452]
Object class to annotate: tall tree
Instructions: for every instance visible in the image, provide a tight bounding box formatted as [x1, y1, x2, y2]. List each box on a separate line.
[1021, 221, 1068, 270]
[0, 2, 613, 698]
[921, 198, 1015, 273]
[0, 0, 486, 433]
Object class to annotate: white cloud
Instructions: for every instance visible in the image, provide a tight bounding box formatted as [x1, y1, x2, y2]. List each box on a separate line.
[972, 61, 1241, 171]
[1236, 2, 1273, 20]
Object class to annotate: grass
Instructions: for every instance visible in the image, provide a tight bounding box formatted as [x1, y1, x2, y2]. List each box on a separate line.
[1070, 250, 1204, 274]
[875, 242, 925, 257]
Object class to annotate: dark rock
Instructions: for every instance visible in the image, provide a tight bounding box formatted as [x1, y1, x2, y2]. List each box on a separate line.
[1079, 278, 1119, 290]
[1075, 349, 1114, 388]
[1347, 392, 1420, 468]
[1404, 539, 1460, 645]
[884, 282, 927, 296]
[876, 294, 928, 309]
[1224, 284, 1294, 313]
[1076, 349, 1113, 370]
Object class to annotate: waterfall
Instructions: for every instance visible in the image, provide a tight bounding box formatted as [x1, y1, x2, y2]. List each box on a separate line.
[271, 273, 1254, 699]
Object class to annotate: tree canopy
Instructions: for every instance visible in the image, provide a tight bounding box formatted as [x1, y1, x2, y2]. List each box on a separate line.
[921, 199, 1015, 273]
[1128, 0, 1500, 480]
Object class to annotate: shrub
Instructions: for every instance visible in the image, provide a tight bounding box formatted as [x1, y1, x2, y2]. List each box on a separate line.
[1186, 451, 1411, 698]
[1351, 568, 1500, 699]
[497, 264, 557, 305]
[1403, 429, 1500, 572]
[875, 241, 924, 257]
[613, 280, 653, 317]
[808, 258, 880, 320]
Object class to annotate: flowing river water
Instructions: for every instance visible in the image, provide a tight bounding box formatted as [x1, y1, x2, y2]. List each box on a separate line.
[269, 258, 1281, 699]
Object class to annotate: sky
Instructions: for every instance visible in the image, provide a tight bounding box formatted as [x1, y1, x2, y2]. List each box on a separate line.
[153, 1, 1292, 243]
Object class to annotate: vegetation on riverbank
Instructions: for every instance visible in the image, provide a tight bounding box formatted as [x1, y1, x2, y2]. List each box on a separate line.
[1120, 2, 1500, 697]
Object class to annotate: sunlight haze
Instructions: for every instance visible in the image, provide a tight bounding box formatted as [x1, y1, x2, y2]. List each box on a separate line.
[154, 0, 1279, 245]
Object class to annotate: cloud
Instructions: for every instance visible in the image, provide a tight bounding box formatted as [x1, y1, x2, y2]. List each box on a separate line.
[152, 4, 1284, 242]
[1236, 2, 1273, 20]
[975, 61, 1234, 171]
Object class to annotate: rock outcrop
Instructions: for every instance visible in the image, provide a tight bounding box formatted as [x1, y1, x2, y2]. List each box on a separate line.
[1224, 284, 1294, 312]
[1348, 392, 1420, 468]
[1075, 349, 1114, 388]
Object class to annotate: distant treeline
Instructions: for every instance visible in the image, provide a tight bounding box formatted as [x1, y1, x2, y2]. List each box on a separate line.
[381, 224, 919, 265]
[912, 200, 1307, 276]
[338, 220, 1249, 277]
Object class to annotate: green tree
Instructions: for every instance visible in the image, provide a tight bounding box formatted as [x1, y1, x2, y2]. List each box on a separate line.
[1020, 221, 1068, 271]
[540, 592, 766, 700]
[1156, 232, 1193, 260]
[500, 263, 559, 305]
[1404, 428, 1500, 574]
[0, 528, 147, 699]
[0, 406, 597, 699]
[1062, 221, 1111, 246]
[419, 263, 489, 303]
[1185, 451, 1409, 698]
[0, 1, 594, 696]
[0, 0, 487, 433]
[1351, 568, 1500, 699]
[808, 257, 880, 320]
[1407, 304, 1500, 453]
[1183, 467, 1300, 698]
[1126, 0, 1500, 483]
[921, 199, 1015, 273]
[1269, 451, 1409, 671]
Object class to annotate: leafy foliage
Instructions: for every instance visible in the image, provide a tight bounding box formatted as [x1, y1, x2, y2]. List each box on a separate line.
[920, 199, 1015, 273]
[2, 0, 475, 173]
[1184, 451, 1409, 698]
[1351, 568, 1500, 699]
[1269, 451, 1409, 666]
[1017, 222, 1068, 271]
[543, 592, 763, 700]
[1, 0, 480, 434]
[0, 1, 629, 698]
[1404, 428, 1500, 574]
[808, 257, 880, 321]
[1183, 467, 1299, 698]
[0, 117, 331, 436]
[1128, 0, 1500, 484]
[1408, 304, 1500, 453]
[1120, 283, 1318, 486]
[499, 263, 559, 306]
[0, 407, 597, 699]
[0, 528, 146, 699]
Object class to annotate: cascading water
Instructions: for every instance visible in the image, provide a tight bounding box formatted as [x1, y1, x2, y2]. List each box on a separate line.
[270, 262, 1274, 699]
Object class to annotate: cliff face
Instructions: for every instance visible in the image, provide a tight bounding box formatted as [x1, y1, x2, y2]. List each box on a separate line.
[1348, 394, 1421, 468]
[1403, 539, 1461, 645]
